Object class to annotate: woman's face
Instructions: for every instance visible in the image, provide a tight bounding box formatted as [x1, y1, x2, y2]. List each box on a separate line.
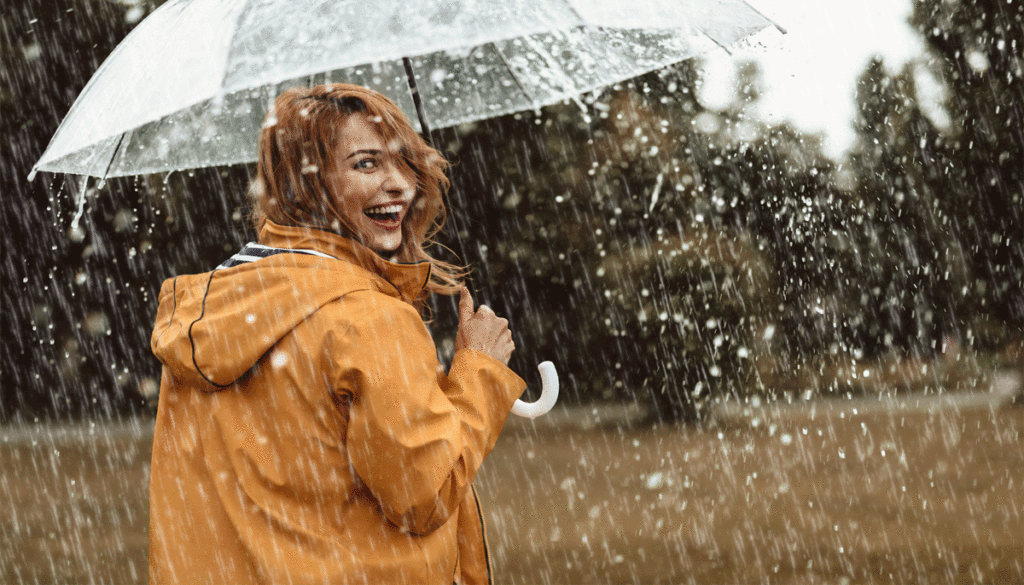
[326, 113, 416, 255]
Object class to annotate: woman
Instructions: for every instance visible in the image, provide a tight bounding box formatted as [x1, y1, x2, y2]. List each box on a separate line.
[148, 84, 525, 585]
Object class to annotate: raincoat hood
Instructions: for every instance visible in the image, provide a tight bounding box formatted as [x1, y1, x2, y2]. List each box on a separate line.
[151, 221, 431, 387]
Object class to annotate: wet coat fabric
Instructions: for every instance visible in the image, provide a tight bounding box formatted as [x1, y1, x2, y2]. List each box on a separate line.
[148, 221, 526, 585]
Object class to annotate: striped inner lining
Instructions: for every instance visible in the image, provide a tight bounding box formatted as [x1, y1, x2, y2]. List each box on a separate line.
[216, 242, 335, 269]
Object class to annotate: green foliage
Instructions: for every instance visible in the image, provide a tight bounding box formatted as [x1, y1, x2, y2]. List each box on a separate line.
[914, 0, 1024, 342]
[846, 0, 1023, 353]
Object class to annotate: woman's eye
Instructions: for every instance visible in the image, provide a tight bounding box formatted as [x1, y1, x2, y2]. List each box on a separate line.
[354, 158, 378, 170]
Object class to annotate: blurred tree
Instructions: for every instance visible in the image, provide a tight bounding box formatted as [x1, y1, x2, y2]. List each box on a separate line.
[590, 66, 782, 421]
[2, 0, 143, 420]
[847, 58, 966, 358]
[1, 0, 249, 422]
[911, 0, 1024, 350]
[845, 0, 1023, 357]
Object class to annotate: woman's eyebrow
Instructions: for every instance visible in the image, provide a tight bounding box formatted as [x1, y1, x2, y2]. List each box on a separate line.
[345, 149, 382, 160]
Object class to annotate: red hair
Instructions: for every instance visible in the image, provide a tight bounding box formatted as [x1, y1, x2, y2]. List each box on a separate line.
[250, 84, 466, 298]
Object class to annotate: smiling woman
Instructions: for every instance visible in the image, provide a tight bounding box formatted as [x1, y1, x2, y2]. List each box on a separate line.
[251, 84, 464, 293]
[147, 84, 523, 585]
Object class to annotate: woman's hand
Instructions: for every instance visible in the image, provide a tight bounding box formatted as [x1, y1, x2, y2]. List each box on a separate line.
[455, 287, 515, 365]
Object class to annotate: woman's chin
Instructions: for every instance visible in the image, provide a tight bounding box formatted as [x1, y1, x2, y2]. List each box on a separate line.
[370, 240, 402, 258]
[358, 225, 403, 258]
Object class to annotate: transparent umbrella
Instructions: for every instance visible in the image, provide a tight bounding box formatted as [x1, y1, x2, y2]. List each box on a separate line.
[30, 0, 779, 180]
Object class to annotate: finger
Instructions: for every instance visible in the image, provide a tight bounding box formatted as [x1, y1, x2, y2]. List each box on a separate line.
[458, 287, 474, 322]
[478, 304, 495, 316]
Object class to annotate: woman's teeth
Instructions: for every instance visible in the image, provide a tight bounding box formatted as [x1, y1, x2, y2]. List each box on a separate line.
[364, 204, 401, 222]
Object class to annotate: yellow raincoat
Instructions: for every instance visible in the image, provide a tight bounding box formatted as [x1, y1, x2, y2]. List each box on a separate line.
[149, 221, 525, 584]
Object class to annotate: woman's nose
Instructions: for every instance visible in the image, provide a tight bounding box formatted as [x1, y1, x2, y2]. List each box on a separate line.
[383, 164, 415, 198]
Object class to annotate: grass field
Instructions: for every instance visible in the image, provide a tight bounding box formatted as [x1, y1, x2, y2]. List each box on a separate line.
[3, 381, 1021, 584]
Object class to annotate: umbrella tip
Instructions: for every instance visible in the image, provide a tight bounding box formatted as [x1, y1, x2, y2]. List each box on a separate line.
[27, 168, 38, 182]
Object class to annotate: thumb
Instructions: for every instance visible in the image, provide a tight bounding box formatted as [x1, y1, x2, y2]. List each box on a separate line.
[458, 287, 474, 322]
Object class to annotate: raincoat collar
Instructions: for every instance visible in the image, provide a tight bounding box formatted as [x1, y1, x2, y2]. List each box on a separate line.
[258, 221, 431, 304]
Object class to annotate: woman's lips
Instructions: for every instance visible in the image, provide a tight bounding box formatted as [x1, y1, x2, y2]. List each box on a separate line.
[364, 203, 404, 230]
[367, 216, 401, 231]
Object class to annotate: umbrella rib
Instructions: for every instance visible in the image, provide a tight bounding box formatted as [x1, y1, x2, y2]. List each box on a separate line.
[740, 0, 788, 34]
[218, 0, 253, 90]
[100, 132, 127, 180]
[554, 0, 586, 25]
[491, 43, 538, 112]
[700, 30, 734, 56]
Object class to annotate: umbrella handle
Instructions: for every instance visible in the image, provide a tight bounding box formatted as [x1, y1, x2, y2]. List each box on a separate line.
[510, 361, 559, 419]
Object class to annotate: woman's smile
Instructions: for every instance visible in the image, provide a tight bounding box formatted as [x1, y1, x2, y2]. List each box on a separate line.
[363, 203, 404, 228]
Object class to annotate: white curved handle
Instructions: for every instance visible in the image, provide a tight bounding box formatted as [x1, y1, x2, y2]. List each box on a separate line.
[510, 361, 559, 419]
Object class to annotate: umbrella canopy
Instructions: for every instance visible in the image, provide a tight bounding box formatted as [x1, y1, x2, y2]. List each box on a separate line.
[31, 0, 778, 180]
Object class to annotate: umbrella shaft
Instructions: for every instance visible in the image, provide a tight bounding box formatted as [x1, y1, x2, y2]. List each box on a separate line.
[402, 57, 432, 142]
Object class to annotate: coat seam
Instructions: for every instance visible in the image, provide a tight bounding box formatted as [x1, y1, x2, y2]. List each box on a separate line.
[188, 270, 233, 388]
[471, 484, 493, 585]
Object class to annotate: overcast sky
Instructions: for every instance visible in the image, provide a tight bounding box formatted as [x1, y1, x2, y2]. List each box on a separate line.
[697, 0, 931, 159]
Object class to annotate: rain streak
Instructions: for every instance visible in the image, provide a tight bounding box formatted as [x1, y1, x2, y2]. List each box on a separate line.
[2, 0, 1022, 583]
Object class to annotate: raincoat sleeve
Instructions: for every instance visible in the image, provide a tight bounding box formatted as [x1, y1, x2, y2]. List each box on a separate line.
[335, 297, 526, 535]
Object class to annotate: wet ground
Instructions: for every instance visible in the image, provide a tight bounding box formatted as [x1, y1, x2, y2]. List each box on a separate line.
[2, 378, 1021, 584]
